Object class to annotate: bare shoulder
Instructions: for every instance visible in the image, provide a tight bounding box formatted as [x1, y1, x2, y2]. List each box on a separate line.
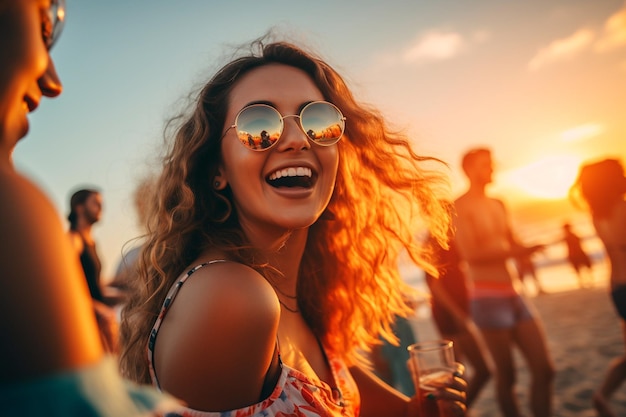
[0, 171, 72, 272]
[0, 170, 57, 219]
[153, 260, 281, 410]
[167, 260, 281, 324]
[0, 171, 101, 380]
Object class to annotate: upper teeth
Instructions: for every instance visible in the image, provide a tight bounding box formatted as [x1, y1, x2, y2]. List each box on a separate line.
[268, 167, 312, 180]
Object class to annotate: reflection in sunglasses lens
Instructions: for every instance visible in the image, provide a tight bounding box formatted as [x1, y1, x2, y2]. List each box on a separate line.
[301, 103, 344, 145]
[236, 106, 282, 150]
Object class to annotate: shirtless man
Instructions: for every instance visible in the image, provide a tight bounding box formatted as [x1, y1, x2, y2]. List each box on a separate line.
[453, 148, 554, 417]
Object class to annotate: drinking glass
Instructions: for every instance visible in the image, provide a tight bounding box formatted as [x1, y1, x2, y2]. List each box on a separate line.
[407, 339, 455, 393]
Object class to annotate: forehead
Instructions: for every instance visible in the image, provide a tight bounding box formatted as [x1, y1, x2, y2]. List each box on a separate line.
[471, 152, 491, 166]
[227, 64, 324, 112]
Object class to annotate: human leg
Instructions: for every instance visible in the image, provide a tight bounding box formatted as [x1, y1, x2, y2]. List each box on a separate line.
[513, 317, 555, 417]
[593, 320, 626, 417]
[480, 328, 519, 417]
[451, 324, 492, 407]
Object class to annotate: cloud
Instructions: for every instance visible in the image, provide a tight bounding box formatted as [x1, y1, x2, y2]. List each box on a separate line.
[595, 4, 626, 52]
[560, 123, 605, 143]
[528, 3, 626, 71]
[403, 30, 485, 64]
[528, 29, 594, 71]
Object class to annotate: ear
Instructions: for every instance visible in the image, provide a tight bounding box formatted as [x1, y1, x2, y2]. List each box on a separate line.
[213, 168, 228, 190]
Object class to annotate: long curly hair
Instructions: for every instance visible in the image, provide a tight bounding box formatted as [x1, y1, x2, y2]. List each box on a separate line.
[119, 36, 451, 383]
[570, 158, 625, 219]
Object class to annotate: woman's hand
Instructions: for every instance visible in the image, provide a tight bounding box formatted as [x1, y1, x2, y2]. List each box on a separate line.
[407, 361, 467, 417]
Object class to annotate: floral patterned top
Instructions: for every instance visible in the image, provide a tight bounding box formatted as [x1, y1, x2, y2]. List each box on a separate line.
[147, 261, 360, 417]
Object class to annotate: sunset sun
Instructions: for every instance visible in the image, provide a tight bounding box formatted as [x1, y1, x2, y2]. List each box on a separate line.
[505, 155, 583, 200]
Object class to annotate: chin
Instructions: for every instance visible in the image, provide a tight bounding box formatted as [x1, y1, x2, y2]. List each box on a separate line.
[13, 121, 30, 145]
[276, 214, 320, 230]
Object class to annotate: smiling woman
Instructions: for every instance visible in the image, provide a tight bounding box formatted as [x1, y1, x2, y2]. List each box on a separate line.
[119, 36, 467, 417]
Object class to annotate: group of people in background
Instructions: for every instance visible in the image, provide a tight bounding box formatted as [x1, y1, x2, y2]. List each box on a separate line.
[2, 2, 624, 417]
[413, 148, 625, 417]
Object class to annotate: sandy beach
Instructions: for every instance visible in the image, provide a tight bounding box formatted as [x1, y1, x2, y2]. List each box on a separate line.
[413, 276, 626, 417]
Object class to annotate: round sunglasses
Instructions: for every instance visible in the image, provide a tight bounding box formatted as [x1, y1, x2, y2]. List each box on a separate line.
[43, 0, 66, 50]
[223, 101, 346, 151]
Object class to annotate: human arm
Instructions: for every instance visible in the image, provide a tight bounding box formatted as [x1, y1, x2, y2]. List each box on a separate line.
[351, 364, 466, 417]
[67, 228, 83, 254]
[426, 276, 471, 329]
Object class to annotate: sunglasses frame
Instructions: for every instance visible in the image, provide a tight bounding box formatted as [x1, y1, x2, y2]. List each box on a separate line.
[223, 100, 346, 152]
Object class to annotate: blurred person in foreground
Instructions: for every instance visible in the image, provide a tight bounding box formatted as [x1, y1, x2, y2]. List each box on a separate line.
[0, 1, 176, 414]
[119, 35, 467, 416]
[454, 147, 554, 417]
[571, 158, 626, 417]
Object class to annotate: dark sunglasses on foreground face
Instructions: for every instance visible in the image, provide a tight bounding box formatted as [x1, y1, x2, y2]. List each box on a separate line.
[223, 101, 346, 151]
[43, 0, 66, 50]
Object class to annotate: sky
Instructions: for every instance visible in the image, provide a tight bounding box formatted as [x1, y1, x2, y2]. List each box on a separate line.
[14, 0, 626, 280]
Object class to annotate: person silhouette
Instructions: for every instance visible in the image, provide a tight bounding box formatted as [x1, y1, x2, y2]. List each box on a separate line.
[513, 243, 546, 295]
[425, 235, 493, 409]
[571, 158, 626, 417]
[454, 147, 554, 417]
[562, 222, 594, 288]
[67, 188, 105, 303]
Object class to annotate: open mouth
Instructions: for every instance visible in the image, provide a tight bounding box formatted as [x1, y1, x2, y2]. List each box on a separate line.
[266, 167, 316, 188]
[24, 96, 38, 112]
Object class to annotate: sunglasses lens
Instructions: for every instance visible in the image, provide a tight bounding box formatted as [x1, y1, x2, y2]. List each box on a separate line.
[301, 102, 345, 146]
[47, 0, 66, 50]
[235, 105, 282, 150]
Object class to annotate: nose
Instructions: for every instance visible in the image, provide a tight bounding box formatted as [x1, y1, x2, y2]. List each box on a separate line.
[278, 115, 311, 151]
[39, 58, 63, 98]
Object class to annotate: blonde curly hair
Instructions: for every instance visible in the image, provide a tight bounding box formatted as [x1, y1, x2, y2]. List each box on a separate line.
[119, 36, 451, 383]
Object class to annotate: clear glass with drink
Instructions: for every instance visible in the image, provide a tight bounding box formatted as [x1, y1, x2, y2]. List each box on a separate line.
[407, 339, 456, 415]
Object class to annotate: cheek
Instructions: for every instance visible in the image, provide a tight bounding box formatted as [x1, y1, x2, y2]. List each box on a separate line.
[322, 147, 340, 181]
[220, 141, 264, 191]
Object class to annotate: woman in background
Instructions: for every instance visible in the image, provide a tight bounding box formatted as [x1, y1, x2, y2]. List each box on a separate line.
[571, 158, 626, 417]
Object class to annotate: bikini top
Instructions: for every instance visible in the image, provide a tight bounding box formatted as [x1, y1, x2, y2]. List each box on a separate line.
[147, 260, 360, 417]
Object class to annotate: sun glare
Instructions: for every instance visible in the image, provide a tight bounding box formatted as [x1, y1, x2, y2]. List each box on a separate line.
[505, 155, 582, 200]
